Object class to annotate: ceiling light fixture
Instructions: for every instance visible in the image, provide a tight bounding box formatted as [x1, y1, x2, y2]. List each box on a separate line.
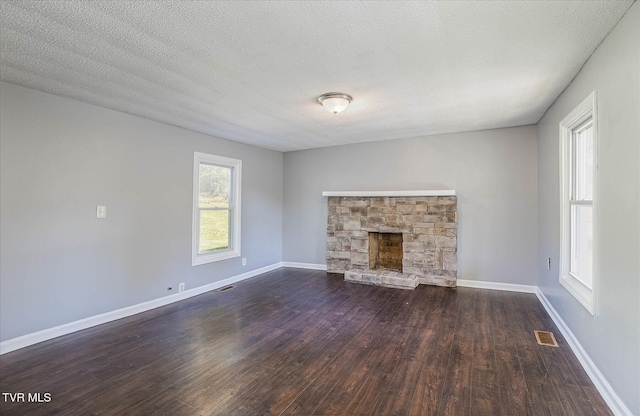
[317, 92, 353, 115]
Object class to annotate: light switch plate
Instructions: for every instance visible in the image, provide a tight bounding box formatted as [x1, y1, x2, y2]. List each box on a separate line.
[96, 205, 107, 219]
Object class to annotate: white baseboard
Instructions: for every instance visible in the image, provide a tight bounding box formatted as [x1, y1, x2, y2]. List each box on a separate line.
[281, 262, 327, 271]
[536, 288, 632, 416]
[0, 262, 282, 355]
[457, 279, 537, 293]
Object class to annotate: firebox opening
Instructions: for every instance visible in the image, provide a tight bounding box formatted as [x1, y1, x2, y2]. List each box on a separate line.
[369, 232, 403, 272]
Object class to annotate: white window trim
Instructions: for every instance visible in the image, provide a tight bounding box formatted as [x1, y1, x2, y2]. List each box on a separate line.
[192, 152, 242, 266]
[559, 91, 597, 315]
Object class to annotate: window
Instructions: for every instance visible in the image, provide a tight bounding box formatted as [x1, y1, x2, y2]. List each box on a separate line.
[559, 91, 597, 314]
[192, 152, 241, 266]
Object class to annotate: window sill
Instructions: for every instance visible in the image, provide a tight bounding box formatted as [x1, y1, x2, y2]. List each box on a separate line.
[560, 273, 595, 315]
[192, 249, 240, 266]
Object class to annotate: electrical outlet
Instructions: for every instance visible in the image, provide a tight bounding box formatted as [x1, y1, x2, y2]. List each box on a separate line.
[96, 205, 107, 219]
[547, 257, 551, 270]
[242, 258, 247, 266]
[179, 282, 185, 293]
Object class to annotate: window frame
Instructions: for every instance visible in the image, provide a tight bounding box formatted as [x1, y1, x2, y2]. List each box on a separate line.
[192, 152, 242, 266]
[559, 91, 597, 315]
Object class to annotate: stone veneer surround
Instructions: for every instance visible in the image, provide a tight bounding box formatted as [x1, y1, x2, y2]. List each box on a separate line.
[326, 196, 457, 288]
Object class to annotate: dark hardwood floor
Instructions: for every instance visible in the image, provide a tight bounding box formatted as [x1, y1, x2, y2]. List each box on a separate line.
[0, 268, 611, 415]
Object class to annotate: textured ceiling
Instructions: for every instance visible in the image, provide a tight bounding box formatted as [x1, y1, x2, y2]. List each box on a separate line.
[0, 1, 633, 152]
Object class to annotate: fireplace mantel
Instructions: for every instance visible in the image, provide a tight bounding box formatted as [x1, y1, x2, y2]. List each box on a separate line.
[322, 190, 455, 197]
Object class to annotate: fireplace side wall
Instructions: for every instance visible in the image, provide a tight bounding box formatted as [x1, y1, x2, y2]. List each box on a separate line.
[326, 196, 457, 287]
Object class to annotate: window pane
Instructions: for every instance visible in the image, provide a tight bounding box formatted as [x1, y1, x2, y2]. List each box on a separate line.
[199, 209, 230, 253]
[570, 205, 593, 288]
[199, 164, 231, 208]
[573, 123, 593, 201]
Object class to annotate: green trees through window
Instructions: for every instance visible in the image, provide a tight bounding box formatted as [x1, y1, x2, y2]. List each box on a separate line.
[198, 164, 231, 252]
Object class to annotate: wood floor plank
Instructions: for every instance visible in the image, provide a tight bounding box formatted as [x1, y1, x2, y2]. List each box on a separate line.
[281, 344, 372, 415]
[370, 287, 448, 415]
[525, 380, 567, 416]
[435, 288, 475, 416]
[406, 290, 459, 416]
[0, 269, 613, 416]
[470, 386, 501, 416]
[488, 290, 535, 416]
[474, 303, 501, 392]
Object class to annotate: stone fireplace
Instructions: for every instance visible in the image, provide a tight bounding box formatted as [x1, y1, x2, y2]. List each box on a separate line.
[325, 191, 457, 289]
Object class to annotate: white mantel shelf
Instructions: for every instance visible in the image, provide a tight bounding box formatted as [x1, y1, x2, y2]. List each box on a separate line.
[322, 190, 456, 197]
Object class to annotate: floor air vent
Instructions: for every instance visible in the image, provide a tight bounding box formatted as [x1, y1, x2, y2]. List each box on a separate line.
[216, 285, 235, 292]
[534, 330, 559, 347]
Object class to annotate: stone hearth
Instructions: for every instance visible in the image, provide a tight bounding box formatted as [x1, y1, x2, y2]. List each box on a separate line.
[326, 194, 457, 289]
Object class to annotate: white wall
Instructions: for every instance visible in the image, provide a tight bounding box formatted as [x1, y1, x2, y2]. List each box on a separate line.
[283, 126, 538, 286]
[0, 82, 283, 342]
[537, 3, 639, 414]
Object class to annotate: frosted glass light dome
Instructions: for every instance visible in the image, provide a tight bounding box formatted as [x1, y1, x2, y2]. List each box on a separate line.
[317, 93, 353, 114]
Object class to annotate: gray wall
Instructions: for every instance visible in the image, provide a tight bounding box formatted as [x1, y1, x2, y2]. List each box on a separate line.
[537, 3, 639, 413]
[283, 126, 539, 286]
[0, 82, 283, 341]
